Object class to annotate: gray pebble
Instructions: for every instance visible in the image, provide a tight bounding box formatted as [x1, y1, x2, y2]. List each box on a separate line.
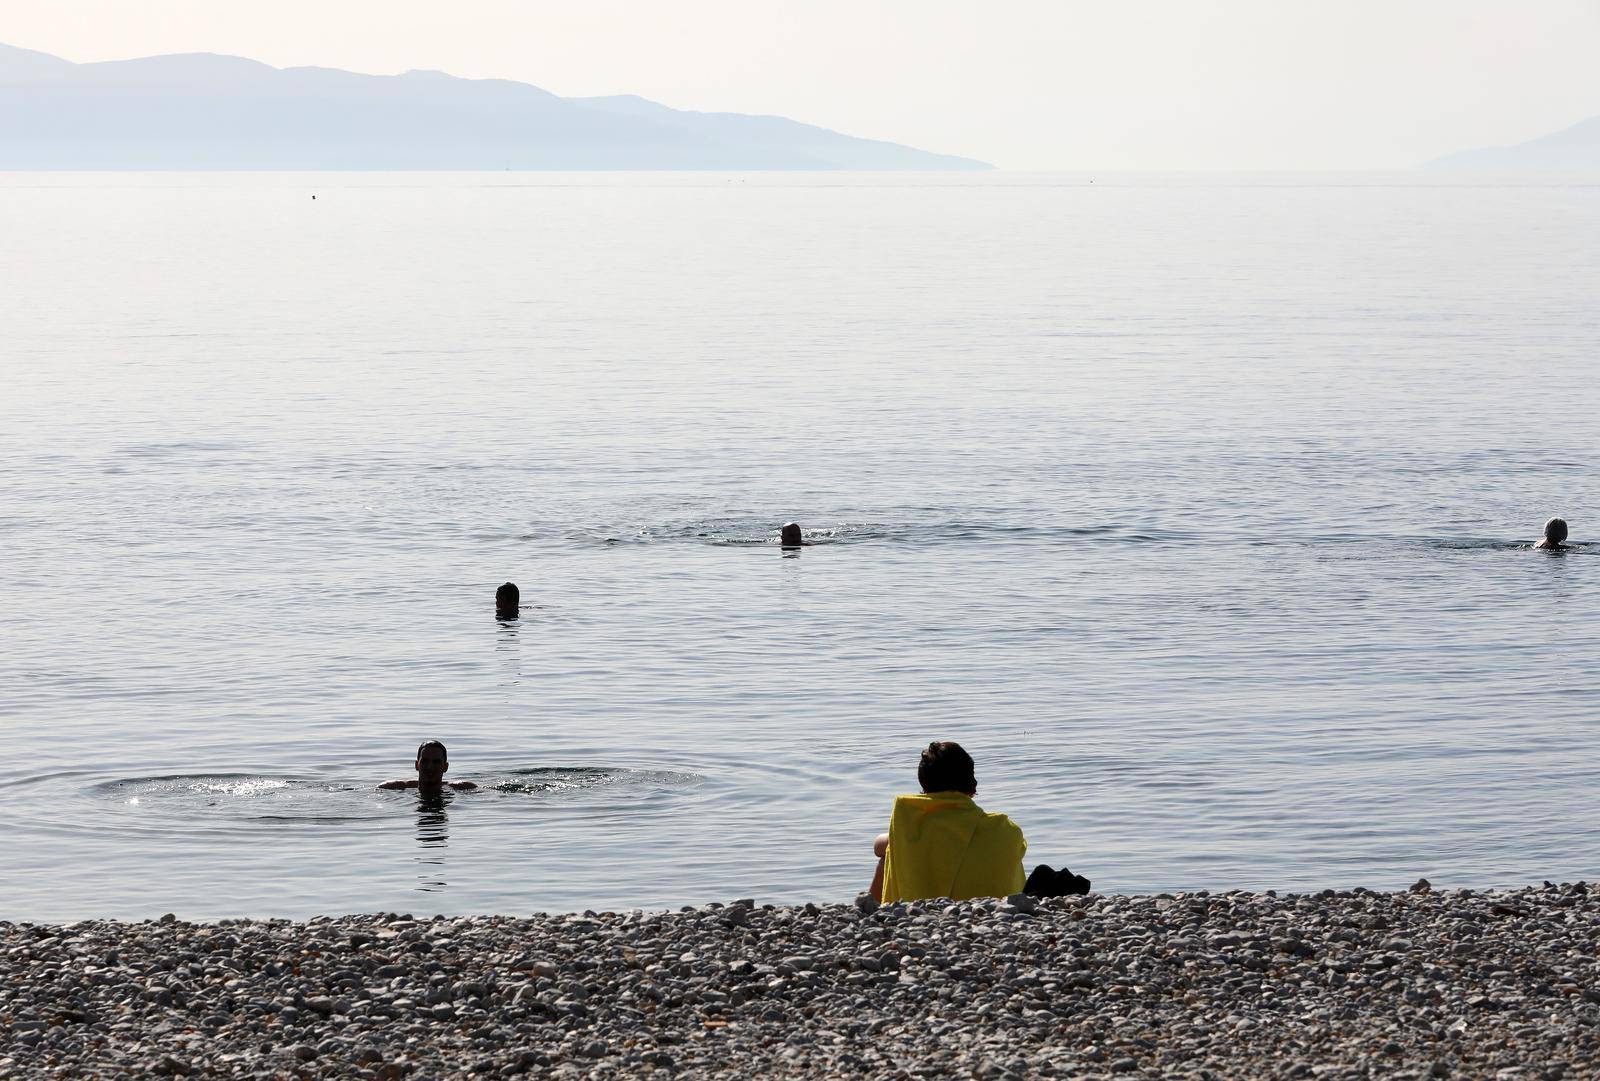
[0, 886, 1590, 1078]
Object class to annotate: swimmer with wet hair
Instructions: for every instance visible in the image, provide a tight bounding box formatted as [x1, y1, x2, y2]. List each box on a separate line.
[779, 522, 808, 548]
[1535, 518, 1570, 551]
[495, 581, 520, 620]
[379, 740, 478, 794]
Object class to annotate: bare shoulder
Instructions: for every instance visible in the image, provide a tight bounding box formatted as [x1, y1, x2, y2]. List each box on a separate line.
[378, 780, 416, 790]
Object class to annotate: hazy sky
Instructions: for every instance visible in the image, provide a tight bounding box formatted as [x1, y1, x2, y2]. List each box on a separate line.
[7, 0, 1598, 169]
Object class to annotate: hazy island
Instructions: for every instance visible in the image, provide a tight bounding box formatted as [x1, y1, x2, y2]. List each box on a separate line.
[0, 42, 990, 171]
[1428, 114, 1600, 169]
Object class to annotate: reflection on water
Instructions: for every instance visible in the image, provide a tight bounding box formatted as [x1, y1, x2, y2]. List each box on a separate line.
[414, 793, 450, 893]
[494, 617, 522, 690]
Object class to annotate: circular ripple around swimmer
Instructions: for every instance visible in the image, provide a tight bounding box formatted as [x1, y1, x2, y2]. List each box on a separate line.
[479, 767, 706, 822]
[85, 774, 384, 834]
[572, 517, 899, 547]
[487, 766, 700, 796]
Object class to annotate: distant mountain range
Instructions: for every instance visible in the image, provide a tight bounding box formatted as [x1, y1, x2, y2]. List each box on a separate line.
[1428, 115, 1600, 169]
[0, 43, 989, 170]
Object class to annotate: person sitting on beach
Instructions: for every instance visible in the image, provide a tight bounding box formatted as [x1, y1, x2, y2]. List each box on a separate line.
[379, 741, 478, 794]
[495, 581, 520, 620]
[869, 741, 1026, 903]
[1535, 517, 1569, 551]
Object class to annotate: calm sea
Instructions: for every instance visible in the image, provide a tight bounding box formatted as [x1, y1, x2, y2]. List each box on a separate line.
[2, 171, 1598, 921]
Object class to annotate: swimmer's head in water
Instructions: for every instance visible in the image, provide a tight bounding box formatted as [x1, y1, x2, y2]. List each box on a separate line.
[779, 522, 803, 547]
[415, 740, 449, 783]
[918, 740, 976, 796]
[1544, 517, 1569, 544]
[495, 581, 520, 619]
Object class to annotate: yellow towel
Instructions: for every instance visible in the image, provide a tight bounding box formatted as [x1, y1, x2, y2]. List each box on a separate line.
[879, 792, 1026, 903]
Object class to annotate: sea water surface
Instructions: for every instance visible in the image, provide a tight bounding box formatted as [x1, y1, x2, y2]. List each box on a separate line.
[2, 171, 1599, 921]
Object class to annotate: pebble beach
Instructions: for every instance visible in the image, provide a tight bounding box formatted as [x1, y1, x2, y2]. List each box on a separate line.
[4, 882, 1598, 1079]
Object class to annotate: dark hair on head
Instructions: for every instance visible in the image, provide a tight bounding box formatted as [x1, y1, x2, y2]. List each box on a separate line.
[1545, 517, 1569, 542]
[417, 740, 448, 759]
[918, 741, 976, 794]
[496, 582, 519, 603]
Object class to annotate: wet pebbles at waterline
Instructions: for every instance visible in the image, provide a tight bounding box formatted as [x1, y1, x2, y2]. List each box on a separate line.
[4, 883, 1598, 1079]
